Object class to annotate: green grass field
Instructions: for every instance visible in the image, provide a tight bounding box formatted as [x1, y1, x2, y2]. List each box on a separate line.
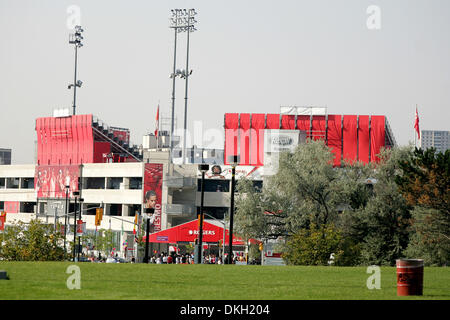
[0, 262, 449, 300]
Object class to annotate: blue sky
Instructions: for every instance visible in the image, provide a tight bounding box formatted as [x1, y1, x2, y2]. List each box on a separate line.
[1, 0, 449, 163]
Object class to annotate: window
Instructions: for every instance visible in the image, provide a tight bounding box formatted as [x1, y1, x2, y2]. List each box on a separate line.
[198, 179, 230, 192]
[6, 177, 19, 189]
[21, 178, 34, 189]
[129, 177, 142, 190]
[197, 206, 229, 220]
[107, 178, 123, 190]
[109, 204, 122, 216]
[86, 178, 105, 189]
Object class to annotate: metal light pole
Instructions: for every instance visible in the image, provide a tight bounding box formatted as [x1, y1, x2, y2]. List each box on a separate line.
[196, 164, 209, 264]
[68, 25, 84, 116]
[227, 155, 239, 264]
[182, 9, 197, 164]
[169, 9, 197, 164]
[77, 198, 84, 262]
[169, 10, 180, 155]
[73, 194, 78, 261]
[64, 185, 69, 260]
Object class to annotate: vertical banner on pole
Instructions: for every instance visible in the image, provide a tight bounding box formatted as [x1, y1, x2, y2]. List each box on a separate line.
[143, 163, 163, 232]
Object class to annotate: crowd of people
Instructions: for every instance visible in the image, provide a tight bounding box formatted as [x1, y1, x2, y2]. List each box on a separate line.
[142, 251, 255, 264]
[147, 252, 226, 264]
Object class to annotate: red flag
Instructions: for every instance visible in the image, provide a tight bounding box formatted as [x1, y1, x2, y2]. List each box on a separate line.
[414, 107, 420, 140]
[154, 105, 159, 138]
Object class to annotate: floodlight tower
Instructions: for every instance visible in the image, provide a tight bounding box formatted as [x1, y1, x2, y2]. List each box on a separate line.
[169, 9, 197, 164]
[68, 25, 84, 116]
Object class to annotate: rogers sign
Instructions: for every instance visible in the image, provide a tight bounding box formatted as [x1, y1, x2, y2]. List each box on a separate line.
[188, 229, 216, 236]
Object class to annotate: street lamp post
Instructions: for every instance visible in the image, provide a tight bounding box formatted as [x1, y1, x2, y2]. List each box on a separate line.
[77, 198, 84, 262]
[64, 185, 69, 260]
[72, 193, 78, 261]
[68, 25, 84, 116]
[227, 155, 239, 264]
[196, 164, 209, 264]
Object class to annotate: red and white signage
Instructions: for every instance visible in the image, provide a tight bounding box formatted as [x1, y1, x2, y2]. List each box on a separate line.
[143, 219, 247, 245]
[76, 220, 85, 236]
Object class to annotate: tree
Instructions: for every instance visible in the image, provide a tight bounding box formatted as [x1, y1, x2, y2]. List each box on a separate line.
[235, 140, 344, 242]
[283, 223, 348, 266]
[405, 206, 450, 266]
[340, 146, 413, 266]
[396, 148, 449, 214]
[396, 148, 450, 265]
[0, 219, 65, 261]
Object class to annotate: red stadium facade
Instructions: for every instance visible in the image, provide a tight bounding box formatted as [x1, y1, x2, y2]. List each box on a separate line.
[35, 114, 141, 166]
[224, 113, 396, 167]
[34, 114, 143, 199]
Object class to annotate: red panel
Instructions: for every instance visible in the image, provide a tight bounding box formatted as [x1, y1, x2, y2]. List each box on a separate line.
[327, 115, 342, 167]
[343, 115, 358, 164]
[94, 142, 111, 163]
[296, 115, 311, 138]
[312, 115, 326, 141]
[80, 115, 86, 163]
[239, 113, 251, 165]
[224, 113, 239, 165]
[36, 119, 42, 165]
[281, 115, 295, 129]
[266, 114, 280, 129]
[63, 117, 69, 164]
[251, 113, 265, 166]
[44, 117, 50, 165]
[4, 201, 19, 213]
[50, 118, 56, 165]
[56, 117, 62, 164]
[358, 115, 370, 164]
[68, 116, 74, 164]
[73, 115, 80, 164]
[370, 116, 386, 163]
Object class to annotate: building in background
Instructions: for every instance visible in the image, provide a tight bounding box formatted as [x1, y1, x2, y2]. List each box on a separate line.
[223, 107, 396, 166]
[0, 106, 397, 261]
[0, 148, 11, 165]
[420, 130, 450, 153]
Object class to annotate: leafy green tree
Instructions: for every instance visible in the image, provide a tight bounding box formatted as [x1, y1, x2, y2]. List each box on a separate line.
[341, 146, 413, 266]
[405, 206, 450, 266]
[235, 140, 344, 241]
[0, 219, 65, 261]
[282, 223, 342, 266]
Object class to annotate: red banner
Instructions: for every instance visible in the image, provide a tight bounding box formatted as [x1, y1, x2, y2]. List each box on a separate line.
[35, 165, 80, 198]
[143, 163, 163, 232]
[76, 220, 85, 236]
[0, 215, 5, 231]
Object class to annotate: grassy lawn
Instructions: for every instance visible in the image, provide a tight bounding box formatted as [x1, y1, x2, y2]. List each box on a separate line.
[0, 261, 449, 300]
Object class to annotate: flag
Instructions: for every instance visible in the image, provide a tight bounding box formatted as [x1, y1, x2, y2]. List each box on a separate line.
[154, 105, 159, 138]
[414, 107, 420, 140]
[133, 213, 138, 235]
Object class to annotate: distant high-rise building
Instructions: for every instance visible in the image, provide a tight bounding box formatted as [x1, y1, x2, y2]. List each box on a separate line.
[420, 130, 450, 153]
[0, 148, 11, 165]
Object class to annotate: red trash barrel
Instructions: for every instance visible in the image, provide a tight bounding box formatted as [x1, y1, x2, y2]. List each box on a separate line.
[396, 259, 424, 296]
